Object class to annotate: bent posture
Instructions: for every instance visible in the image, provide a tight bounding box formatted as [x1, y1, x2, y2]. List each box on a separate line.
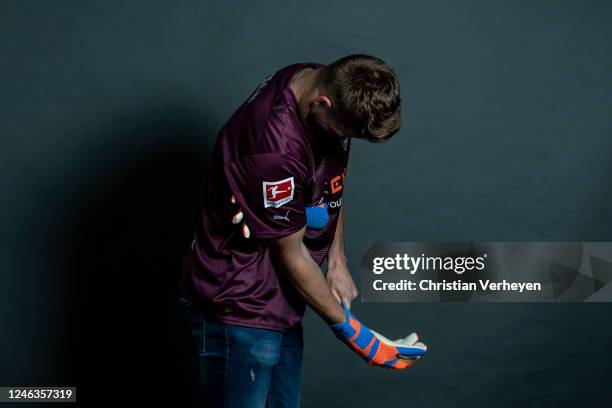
[179, 54, 427, 408]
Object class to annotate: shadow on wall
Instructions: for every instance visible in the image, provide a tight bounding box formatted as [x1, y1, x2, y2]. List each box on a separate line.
[55, 104, 215, 404]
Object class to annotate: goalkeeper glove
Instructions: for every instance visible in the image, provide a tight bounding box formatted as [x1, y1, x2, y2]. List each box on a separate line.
[330, 303, 427, 370]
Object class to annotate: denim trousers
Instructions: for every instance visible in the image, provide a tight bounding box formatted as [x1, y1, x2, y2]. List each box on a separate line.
[178, 297, 303, 408]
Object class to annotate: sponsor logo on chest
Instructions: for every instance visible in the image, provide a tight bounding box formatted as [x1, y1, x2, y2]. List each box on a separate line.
[324, 167, 347, 210]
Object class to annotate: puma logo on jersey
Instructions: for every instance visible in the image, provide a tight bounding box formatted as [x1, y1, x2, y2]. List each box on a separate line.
[272, 210, 291, 222]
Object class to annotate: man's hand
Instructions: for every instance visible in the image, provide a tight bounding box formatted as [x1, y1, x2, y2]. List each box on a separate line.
[271, 228, 428, 370]
[330, 303, 427, 370]
[326, 259, 358, 309]
[230, 194, 250, 238]
[327, 205, 357, 307]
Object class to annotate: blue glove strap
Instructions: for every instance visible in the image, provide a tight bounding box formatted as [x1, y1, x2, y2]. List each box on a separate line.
[330, 303, 371, 343]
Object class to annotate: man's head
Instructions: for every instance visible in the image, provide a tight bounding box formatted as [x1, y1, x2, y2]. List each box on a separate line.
[307, 54, 401, 143]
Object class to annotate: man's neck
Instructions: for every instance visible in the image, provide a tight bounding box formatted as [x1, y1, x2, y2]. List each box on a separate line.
[291, 68, 318, 121]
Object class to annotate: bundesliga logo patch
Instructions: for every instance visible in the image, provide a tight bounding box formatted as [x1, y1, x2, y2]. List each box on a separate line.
[263, 177, 295, 208]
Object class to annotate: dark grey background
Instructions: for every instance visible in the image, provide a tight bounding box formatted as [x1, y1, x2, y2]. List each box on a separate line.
[1, 1, 611, 406]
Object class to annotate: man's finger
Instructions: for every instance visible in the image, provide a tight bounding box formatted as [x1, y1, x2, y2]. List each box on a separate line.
[398, 355, 419, 361]
[372, 330, 427, 357]
[398, 333, 419, 346]
[342, 298, 351, 310]
[232, 209, 243, 224]
[242, 223, 250, 238]
[330, 288, 341, 304]
[396, 343, 427, 357]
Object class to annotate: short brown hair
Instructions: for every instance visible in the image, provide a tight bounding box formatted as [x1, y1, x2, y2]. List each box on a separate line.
[317, 54, 401, 142]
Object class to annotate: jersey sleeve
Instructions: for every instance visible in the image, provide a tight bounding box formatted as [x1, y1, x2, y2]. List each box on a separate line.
[224, 152, 309, 239]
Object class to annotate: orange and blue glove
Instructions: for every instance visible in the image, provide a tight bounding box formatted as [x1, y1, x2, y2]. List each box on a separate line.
[330, 303, 427, 370]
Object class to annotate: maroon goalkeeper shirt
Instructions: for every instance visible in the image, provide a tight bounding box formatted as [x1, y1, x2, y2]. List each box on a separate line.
[179, 62, 351, 331]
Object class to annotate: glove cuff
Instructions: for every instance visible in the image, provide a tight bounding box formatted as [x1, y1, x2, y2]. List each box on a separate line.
[329, 302, 356, 341]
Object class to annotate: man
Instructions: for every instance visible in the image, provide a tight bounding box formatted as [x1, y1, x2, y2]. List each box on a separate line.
[178, 54, 427, 407]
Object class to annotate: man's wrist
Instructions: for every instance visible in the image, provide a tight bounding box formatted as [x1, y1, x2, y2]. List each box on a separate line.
[329, 303, 352, 338]
[329, 306, 347, 326]
[327, 251, 347, 268]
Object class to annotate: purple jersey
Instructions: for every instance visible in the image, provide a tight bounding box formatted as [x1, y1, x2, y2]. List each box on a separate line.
[179, 63, 351, 331]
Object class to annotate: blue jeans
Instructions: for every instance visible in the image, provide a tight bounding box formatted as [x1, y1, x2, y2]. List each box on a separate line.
[178, 297, 303, 408]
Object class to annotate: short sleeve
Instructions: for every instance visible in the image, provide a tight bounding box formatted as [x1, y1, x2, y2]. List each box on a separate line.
[224, 153, 309, 239]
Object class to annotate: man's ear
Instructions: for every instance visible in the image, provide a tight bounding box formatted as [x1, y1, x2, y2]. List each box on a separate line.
[315, 95, 333, 109]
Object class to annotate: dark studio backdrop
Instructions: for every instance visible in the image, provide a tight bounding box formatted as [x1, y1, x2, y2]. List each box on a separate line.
[1, 1, 611, 406]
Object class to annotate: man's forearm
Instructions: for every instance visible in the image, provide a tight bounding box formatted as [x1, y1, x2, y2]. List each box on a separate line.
[328, 206, 347, 266]
[272, 228, 345, 325]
